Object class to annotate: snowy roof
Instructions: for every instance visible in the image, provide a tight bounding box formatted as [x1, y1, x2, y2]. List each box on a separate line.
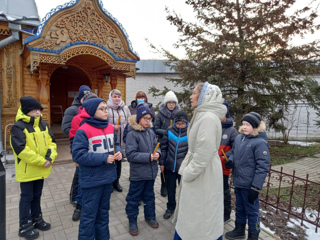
[0, 0, 40, 26]
[136, 60, 177, 74]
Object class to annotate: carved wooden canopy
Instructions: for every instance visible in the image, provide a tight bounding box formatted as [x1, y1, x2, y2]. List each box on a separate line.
[24, 0, 139, 78]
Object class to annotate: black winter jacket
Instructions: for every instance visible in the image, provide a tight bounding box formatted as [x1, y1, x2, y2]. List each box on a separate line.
[125, 115, 161, 181]
[154, 104, 180, 143]
[61, 97, 81, 137]
[159, 124, 188, 173]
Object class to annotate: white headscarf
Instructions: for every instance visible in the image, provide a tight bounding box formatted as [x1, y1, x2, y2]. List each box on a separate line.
[197, 82, 223, 107]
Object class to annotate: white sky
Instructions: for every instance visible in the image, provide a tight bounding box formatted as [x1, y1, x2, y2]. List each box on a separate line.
[34, 0, 319, 60]
[34, 0, 194, 60]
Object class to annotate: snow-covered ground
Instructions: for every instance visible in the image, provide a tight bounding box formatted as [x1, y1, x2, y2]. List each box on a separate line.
[287, 141, 318, 146]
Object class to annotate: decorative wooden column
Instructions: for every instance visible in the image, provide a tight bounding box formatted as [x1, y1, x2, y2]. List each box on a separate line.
[38, 68, 50, 124]
[110, 74, 118, 90]
[39, 68, 49, 104]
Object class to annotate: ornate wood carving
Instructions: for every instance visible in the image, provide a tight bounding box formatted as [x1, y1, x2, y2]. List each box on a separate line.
[3, 45, 17, 107]
[0, 28, 11, 36]
[38, 68, 49, 104]
[37, 0, 127, 60]
[110, 74, 117, 90]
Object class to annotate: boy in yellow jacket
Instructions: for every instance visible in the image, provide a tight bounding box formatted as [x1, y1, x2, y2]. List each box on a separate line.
[10, 96, 58, 240]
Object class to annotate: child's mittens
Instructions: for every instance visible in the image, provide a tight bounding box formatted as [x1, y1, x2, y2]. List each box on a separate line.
[248, 187, 259, 204]
[224, 159, 233, 169]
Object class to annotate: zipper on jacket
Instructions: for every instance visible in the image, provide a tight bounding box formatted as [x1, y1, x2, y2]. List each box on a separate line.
[43, 133, 47, 146]
[173, 129, 181, 172]
[33, 135, 38, 148]
[25, 163, 27, 173]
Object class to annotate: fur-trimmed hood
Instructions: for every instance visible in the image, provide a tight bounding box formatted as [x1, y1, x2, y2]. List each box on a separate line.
[238, 121, 266, 137]
[128, 115, 153, 131]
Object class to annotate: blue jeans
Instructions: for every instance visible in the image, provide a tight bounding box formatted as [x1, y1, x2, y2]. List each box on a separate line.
[126, 180, 156, 220]
[173, 231, 223, 240]
[235, 187, 260, 233]
[79, 184, 112, 240]
[19, 179, 44, 223]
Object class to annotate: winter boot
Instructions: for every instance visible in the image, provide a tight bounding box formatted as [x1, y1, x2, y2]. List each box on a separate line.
[145, 218, 159, 228]
[247, 232, 259, 240]
[33, 214, 51, 231]
[225, 222, 246, 239]
[163, 209, 173, 219]
[19, 220, 39, 240]
[113, 179, 123, 192]
[128, 216, 138, 236]
[72, 203, 82, 221]
[160, 184, 167, 197]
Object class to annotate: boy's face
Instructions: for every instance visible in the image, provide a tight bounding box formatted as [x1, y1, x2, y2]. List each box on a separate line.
[175, 121, 187, 129]
[139, 114, 152, 128]
[166, 101, 176, 111]
[27, 109, 42, 117]
[94, 102, 108, 120]
[241, 121, 254, 135]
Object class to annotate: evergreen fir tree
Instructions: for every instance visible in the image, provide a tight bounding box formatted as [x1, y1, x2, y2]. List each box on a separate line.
[149, 0, 320, 128]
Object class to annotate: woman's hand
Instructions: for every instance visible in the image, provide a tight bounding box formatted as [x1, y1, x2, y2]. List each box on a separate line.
[114, 125, 121, 131]
[160, 165, 165, 172]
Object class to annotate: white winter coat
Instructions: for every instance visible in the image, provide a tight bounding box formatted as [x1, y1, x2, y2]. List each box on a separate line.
[174, 84, 226, 240]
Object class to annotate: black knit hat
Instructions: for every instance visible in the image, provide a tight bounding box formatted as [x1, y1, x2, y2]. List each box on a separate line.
[136, 103, 152, 122]
[174, 111, 188, 123]
[77, 85, 92, 101]
[20, 96, 43, 115]
[241, 112, 261, 128]
[82, 98, 106, 117]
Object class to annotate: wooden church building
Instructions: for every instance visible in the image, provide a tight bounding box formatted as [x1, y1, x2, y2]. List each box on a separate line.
[0, 0, 139, 149]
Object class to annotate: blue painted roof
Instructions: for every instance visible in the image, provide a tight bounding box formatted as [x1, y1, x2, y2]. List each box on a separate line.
[0, 0, 40, 26]
[24, 0, 139, 62]
[136, 60, 177, 74]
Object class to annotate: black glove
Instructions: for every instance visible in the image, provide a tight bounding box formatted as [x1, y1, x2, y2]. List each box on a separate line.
[224, 159, 233, 169]
[248, 188, 259, 204]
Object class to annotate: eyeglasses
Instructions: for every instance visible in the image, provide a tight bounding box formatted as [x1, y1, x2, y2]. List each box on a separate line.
[167, 101, 176, 105]
[143, 117, 152, 122]
[31, 109, 42, 113]
[98, 107, 108, 112]
[176, 123, 187, 127]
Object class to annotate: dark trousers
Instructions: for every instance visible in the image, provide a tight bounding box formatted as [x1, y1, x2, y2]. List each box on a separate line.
[76, 167, 83, 206]
[69, 167, 79, 202]
[223, 174, 232, 219]
[235, 187, 260, 233]
[126, 180, 156, 220]
[79, 184, 112, 240]
[115, 160, 121, 179]
[19, 179, 44, 223]
[165, 169, 181, 211]
[160, 170, 167, 189]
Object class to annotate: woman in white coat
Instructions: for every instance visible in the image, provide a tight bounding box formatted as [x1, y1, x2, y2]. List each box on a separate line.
[173, 82, 226, 240]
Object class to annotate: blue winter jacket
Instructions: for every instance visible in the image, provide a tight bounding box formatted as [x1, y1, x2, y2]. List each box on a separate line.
[125, 115, 161, 181]
[229, 128, 270, 190]
[159, 124, 188, 173]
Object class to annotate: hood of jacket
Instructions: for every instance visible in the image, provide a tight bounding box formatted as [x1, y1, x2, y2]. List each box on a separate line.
[15, 107, 42, 125]
[128, 115, 153, 131]
[71, 96, 82, 107]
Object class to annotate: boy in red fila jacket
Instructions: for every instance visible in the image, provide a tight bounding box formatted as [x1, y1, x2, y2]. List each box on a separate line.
[72, 98, 122, 240]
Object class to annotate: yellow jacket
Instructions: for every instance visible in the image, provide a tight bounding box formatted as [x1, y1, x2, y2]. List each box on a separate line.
[10, 107, 58, 182]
